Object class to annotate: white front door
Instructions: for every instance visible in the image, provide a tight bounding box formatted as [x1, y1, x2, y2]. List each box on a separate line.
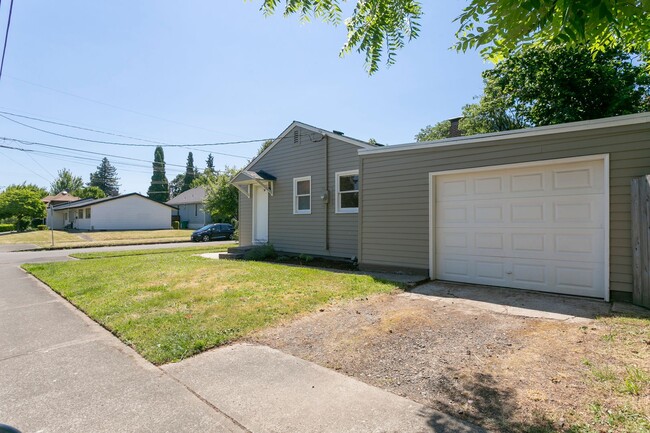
[435, 158, 607, 298]
[252, 185, 269, 244]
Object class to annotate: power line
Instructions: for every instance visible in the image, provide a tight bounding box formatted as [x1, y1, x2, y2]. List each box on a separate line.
[5, 75, 247, 138]
[0, 148, 52, 183]
[0, 113, 270, 149]
[0, 0, 14, 81]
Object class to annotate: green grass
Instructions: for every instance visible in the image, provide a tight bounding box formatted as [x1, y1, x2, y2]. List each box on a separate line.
[23, 249, 400, 364]
[0, 229, 197, 248]
[70, 245, 229, 259]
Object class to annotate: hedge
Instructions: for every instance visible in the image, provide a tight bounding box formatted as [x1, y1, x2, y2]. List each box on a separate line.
[0, 223, 14, 232]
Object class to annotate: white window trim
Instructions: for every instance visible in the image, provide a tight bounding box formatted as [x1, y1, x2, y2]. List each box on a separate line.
[293, 176, 312, 215]
[335, 170, 359, 214]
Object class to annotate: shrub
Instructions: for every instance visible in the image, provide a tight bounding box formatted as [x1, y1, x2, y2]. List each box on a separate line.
[172, 220, 180, 230]
[0, 223, 14, 232]
[37, 225, 48, 231]
[298, 253, 314, 263]
[15, 217, 32, 232]
[243, 244, 276, 261]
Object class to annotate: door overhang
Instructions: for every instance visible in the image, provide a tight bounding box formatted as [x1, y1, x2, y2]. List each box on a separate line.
[231, 170, 276, 198]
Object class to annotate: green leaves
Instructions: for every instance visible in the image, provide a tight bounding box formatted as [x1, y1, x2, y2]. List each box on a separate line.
[455, 0, 650, 68]
[0, 188, 46, 221]
[257, 0, 422, 74]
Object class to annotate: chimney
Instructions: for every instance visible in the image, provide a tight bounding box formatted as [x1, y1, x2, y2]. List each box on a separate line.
[448, 117, 462, 138]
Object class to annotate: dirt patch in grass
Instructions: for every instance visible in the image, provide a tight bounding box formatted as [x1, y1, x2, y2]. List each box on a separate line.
[250, 293, 650, 433]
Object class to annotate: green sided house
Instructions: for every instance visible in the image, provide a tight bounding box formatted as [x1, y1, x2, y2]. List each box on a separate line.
[233, 113, 650, 302]
[232, 121, 377, 258]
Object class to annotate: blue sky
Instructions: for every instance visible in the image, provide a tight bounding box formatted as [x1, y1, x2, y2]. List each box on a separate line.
[0, 1, 489, 194]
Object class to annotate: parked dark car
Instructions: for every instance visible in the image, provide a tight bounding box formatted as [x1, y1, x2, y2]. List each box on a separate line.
[191, 223, 235, 242]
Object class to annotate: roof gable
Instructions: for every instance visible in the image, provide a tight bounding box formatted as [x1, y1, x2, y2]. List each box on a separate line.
[241, 121, 377, 174]
[166, 186, 207, 205]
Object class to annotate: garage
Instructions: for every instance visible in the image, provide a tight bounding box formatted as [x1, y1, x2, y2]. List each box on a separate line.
[433, 156, 608, 299]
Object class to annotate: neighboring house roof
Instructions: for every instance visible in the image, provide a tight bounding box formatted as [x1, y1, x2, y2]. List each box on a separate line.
[51, 193, 177, 211]
[42, 192, 80, 204]
[358, 112, 650, 156]
[239, 121, 378, 176]
[166, 186, 207, 205]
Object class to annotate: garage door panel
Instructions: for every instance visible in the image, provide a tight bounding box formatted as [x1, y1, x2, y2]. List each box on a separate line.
[437, 255, 604, 297]
[435, 158, 606, 298]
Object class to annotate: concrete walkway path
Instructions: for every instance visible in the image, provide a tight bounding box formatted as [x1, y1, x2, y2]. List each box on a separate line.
[0, 244, 482, 433]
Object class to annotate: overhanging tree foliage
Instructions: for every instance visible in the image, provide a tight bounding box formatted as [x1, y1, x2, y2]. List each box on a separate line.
[255, 1, 650, 73]
[147, 146, 170, 202]
[89, 158, 120, 196]
[416, 45, 650, 141]
[4, 183, 48, 198]
[51, 169, 84, 195]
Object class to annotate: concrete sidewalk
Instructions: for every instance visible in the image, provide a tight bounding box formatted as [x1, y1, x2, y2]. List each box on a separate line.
[164, 344, 482, 433]
[1, 245, 482, 433]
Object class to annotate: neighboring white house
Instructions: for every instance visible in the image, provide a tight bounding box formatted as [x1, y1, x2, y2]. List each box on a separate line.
[49, 193, 176, 230]
[166, 186, 211, 229]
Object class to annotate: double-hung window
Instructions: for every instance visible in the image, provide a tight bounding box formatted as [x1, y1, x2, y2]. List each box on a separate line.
[336, 170, 359, 213]
[85, 208, 91, 219]
[293, 176, 311, 214]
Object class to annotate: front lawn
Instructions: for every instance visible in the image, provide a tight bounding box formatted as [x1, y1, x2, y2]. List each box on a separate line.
[23, 248, 400, 364]
[0, 229, 196, 248]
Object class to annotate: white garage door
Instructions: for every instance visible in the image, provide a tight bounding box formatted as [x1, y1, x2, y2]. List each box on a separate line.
[435, 158, 607, 298]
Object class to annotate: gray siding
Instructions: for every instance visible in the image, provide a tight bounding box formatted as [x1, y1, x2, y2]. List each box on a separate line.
[176, 204, 211, 229]
[239, 191, 252, 245]
[359, 122, 650, 294]
[239, 126, 362, 258]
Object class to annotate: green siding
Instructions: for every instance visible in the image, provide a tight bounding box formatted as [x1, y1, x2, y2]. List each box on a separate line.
[359, 120, 650, 294]
[239, 126, 363, 258]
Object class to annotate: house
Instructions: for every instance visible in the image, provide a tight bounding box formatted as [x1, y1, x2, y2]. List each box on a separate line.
[43, 191, 81, 228]
[48, 193, 176, 230]
[166, 186, 211, 229]
[233, 113, 650, 303]
[42, 191, 80, 207]
[231, 121, 377, 258]
[357, 113, 650, 302]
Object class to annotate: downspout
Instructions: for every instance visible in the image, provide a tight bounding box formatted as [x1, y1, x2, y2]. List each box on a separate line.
[325, 135, 330, 252]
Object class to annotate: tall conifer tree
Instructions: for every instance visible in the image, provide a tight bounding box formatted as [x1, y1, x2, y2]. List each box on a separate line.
[147, 146, 169, 202]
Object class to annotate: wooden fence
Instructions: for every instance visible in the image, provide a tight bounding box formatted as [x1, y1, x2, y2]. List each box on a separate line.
[631, 175, 650, 309]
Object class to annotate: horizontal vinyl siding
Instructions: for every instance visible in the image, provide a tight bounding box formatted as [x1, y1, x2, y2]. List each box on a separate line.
[359, 123, 650, 294]
[239, 191, 252, 245]
[241, 127, 361, 257]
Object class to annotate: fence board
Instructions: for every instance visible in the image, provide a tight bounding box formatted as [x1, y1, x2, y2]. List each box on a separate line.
[631, 175, 650, 309]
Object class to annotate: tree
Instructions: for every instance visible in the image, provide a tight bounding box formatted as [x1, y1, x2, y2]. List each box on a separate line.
[479, 46, 650, 126]
[456, 0, 650, 67]
[89, 158, 120, 196]
[51, 168, 83, 195]
[414, 121, 454, 142]
[147, 146, 170, 202]
[206, 154, 215, 174]
[169, 173, 185, 198]
[0, 189, 46, 231]
[4, 183, 48, 198]
[256, 139, 274, 155]
[203, 167, 239, 223]
[256, 1, 650, 74]
[181, 152, 197, 193]
[73, 186, 106, 199]
[415, 46, 650, 140]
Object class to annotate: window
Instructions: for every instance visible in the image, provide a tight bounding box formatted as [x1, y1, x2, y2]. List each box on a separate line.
[85, 208, 91, 219]
[78, 209, 84, 219]
[293, 176, 311, 214]
[336, 170, 359, 213]
[195, 204, 198, 216]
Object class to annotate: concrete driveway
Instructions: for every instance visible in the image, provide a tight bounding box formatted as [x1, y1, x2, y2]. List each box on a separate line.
[0, 243, 481, 433]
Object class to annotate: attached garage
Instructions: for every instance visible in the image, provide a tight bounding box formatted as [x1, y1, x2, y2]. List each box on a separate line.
[432, 156, 607, 299]
[358, 113, 650, 301]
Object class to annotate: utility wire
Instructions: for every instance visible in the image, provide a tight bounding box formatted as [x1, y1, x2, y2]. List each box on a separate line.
[0, 0, 13, 81]
[1, 136, 188, 168]
[5, 75, 247, 138]
[0, 113, 270, 149]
